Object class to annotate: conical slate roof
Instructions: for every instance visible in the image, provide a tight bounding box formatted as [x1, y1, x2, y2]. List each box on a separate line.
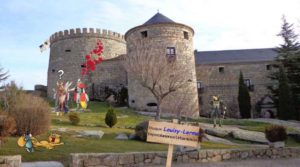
[143, 12, 175, 25]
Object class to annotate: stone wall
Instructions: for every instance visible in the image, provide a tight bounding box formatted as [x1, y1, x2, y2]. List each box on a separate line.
[89, 57, 127, 100]
[0, 155, 21, 167]
[47, 28, 126, 98]
[126, 23, 199, 117]
[196, 61, 275, 117]
[69, 147, 300, 167]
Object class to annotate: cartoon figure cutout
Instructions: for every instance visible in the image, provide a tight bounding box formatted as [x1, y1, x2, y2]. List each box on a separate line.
[74, 79, 89, 110]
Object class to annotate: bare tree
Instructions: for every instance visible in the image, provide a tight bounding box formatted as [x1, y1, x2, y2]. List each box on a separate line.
[164, 85, 199, 121]
[125, 40, 196, 120]
[0, 67, 9, 84]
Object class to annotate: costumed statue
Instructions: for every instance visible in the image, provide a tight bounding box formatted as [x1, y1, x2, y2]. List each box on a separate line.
[53, 81, 73, 116]
[18, 133, 64, 150]
[23, 132, 34, 152]
[210, 95, 226, 128]
[74, 79, 89, 111]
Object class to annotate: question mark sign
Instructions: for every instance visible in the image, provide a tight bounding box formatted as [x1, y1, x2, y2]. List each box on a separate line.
[58, 70, 64, 80]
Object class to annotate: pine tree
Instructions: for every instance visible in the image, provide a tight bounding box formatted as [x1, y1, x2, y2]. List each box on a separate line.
[238, 71, 251, 118]
[278, 65, 295, 120]
[268, 16, 300, 120]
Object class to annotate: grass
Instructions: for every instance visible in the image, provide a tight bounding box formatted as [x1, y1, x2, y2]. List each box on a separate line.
[0, 101, 238, 164]
[1, 101, 300, 164]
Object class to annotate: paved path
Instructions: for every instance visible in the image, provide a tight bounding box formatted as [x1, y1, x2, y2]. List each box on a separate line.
[21, 161, 64, 167]
[155, 158, 300, 167]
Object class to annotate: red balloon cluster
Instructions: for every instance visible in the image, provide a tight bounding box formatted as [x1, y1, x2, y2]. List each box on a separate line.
[81, 40, 104, 77]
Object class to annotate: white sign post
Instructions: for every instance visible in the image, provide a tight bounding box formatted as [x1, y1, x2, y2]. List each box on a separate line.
[147, 119, 201, 167]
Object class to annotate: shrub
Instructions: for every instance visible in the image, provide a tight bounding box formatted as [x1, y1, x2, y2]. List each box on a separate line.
[265, 125, 287, 142]
[9, 93, 51, 136]
[0, 111, 17, 145]
[135, 121, 149, 141]
[69, 112, 80, 125]
[105, 107, 117, 128]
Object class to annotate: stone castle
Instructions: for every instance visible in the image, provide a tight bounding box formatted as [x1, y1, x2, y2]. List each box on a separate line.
[47, 13, 277, 118]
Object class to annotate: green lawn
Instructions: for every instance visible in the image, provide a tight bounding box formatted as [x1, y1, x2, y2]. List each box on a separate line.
[0, 101, 238, 165]
[1, 101, 299, 164]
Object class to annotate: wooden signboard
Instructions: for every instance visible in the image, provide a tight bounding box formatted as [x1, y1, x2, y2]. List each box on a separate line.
[147, 120, 201, 167]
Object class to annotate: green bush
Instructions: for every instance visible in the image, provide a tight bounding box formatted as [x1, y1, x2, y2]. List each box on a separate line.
[69, 113, 80, 125]
[265, 125, 287, 142]
[135, 121, 149, 141]
[105, 107, 117, 128]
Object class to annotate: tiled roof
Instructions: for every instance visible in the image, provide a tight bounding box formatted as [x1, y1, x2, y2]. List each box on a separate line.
[143, 12, 175, 25]
[195, 48, 277, 64]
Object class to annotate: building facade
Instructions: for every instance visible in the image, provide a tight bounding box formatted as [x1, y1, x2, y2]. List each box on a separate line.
[195, 49, 277, 118]
[47, 13, 277, 118]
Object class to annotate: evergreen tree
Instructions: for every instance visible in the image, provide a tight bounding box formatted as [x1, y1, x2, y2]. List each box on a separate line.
[278, 65, 295, 120]
[105, 107, 117, 128]
[268, 16, 300, 120]
[238, 71, 251, 118]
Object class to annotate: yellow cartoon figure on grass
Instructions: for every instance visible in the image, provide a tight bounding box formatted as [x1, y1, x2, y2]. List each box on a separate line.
[18, 133, 64, 151]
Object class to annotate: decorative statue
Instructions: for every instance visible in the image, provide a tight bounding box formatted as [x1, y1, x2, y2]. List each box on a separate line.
[53, 81, 73, 115]
[74, 79, 89, 111]
[24, 133, 34, 152]
[210, 95, 226, 128]
[18, 133, 64, 150]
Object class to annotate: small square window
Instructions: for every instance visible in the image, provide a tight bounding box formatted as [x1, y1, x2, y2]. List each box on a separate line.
[184, 31, 189, 39]
[166, 47, 176, 62]
[141, 31, 148, 38]
[218, 67, 224, 73]
[244, 79, 251, 87]
[166, 47, 176, 55]
[266, 64, 271, 70]
[197, 81, 203, 89]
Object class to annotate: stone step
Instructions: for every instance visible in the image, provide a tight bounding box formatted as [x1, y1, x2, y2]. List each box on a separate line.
[21, 161, 64, 167]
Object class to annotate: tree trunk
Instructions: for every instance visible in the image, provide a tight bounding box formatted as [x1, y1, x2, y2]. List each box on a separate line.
[156, 101, 161, 120]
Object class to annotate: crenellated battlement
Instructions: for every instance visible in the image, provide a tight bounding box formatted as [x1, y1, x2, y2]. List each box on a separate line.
[50, 28, 125, 45]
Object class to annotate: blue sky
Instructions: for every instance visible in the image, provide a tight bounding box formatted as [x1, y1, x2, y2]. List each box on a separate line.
[0, 0, 299, 90]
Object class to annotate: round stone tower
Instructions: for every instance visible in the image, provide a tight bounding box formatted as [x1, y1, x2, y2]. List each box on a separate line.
[125, 13, 199, 117]
[48, 28, 126, 98]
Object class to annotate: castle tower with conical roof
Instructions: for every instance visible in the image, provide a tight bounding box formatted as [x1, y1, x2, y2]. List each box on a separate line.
[125, 13, 199, 117]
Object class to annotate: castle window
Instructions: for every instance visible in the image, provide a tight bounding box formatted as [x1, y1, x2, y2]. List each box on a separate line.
[141, 31, 148, 38]
[266, 64, 271, 70]
[65, 49, 71, 52]
[166, 47, 176, 62]
[197, 81, 203, 89]
[51, 69, 56, 73]
[184, 31, 189, 39]
[197, 81, 204, 93]
[218, 67, 224, 73]
[244, 79, 251, 87]
[244, 79, 254, 91]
